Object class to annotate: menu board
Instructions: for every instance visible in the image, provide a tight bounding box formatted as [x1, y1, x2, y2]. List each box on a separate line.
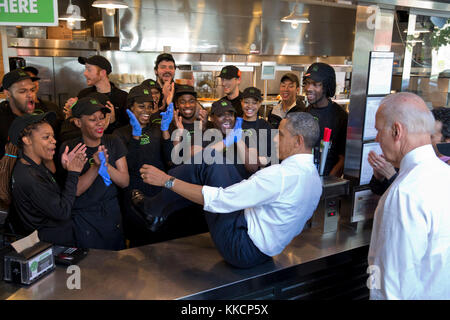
[360, 142, 383, 185]
[367, 52, 394, 96]
[363, 96, 385, 141]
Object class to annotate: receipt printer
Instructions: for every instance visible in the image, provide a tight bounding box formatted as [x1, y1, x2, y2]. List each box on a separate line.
[3, 242, 55, 285]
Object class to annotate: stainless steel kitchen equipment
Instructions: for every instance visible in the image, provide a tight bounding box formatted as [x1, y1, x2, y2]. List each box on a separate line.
[7, 38, 100, 107]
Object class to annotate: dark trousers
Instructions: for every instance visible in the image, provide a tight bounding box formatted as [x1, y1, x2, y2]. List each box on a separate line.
[122, 189, 208, 247]
[144, 162, 271, 268]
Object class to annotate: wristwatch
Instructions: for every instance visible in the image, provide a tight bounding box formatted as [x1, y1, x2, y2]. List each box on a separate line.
[164, 176, 176, 189]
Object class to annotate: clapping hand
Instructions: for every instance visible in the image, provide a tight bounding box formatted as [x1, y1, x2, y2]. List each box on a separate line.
[223, 117, 243, 147]
[162, 82, 175, 106]
[98, 149, 112, 186]
[61, 143, 87, 172]
[368, 151, 396, 181]
[160, 102, 174, 131]
[63, 97, 78, 119]
[104, 101, 116, 125]
[127, 109, 142, 136]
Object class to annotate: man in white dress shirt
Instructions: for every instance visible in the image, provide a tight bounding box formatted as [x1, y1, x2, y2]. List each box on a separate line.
[368, 92, 450, 299]
[138, 112, 322, 268]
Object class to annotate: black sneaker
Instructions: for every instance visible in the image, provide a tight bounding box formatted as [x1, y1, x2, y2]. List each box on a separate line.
[130, 189, 166, 232]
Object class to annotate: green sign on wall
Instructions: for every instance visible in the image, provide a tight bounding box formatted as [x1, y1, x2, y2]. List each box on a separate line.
[0, 0, 58, 26]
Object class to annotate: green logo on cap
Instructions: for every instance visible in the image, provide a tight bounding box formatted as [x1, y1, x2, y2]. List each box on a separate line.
[143, 89, 149, 94]
[18, 70, 27, 76]
[250, 89, 255, 93]
[312, 65, 319, 72]
[150, 81, 155, 85]
[221, 101, 228, 106]
[90, 99, 98, 104]
[222, 69, 227, 74]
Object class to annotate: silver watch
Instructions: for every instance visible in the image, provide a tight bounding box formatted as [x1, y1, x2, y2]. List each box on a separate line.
[164, 176, 175, 189]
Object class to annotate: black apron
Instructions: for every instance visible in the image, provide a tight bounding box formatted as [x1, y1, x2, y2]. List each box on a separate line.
[71, 198, 125, 250]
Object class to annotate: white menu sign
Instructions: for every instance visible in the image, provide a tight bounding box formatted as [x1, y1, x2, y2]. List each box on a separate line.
[367, 52, 394, 96]
[363, 96, 384, 141]
[360, 142, 383, 185]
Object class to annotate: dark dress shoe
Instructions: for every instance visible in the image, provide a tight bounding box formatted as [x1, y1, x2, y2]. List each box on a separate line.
[130, 189, 166, 232]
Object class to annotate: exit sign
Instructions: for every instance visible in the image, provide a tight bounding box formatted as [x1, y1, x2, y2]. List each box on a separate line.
[0, 0, 58, 26]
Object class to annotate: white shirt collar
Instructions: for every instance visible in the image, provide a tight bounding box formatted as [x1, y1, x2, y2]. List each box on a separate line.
[281, 153, 314, 164]
[399, 144, 436, 173]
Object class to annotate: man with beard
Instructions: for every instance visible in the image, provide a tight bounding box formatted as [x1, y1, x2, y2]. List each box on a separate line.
[303, 63, 348, 177]
[154, 53, 176, 88]
[67, 55, 128, 132]
[0, 69, 37, 157]
[218, 65, 243, 117]
[23, 66, 64, 138]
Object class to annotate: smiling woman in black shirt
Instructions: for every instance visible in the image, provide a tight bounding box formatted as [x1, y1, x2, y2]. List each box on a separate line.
[59, 97, 129, 250]
[0, 112, 87, 246]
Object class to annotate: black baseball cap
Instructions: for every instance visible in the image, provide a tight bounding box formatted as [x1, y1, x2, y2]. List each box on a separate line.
[71, 97, 110, 118]
[22, 66, 40, 82]
[1, 69, 32, 91]
[211, 99, 236, 116]
[174, 84, 197, 99]
[218, 65, 241, 79]
[78, 55, 112, 75]
[303, 63, 335, 83]
[141, 78, 162, 92]
[242, 87, 263, 101]
[8, 112, 56, 146]
[23, 66, 39, 76]
[127, 84, 154, 106]
[155, 53, 176, 69]
[281, 73, 300, 87]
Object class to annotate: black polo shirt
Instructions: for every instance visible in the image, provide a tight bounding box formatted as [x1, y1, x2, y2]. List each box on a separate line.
[114, 124, 170, 197]
[221, 91, 243, 117]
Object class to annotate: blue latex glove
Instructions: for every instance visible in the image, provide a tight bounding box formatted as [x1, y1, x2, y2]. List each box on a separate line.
[160, 102, 174, 131]
[98, 151, 112, 186]
[126, 109, 142, 136]
[223, 117, 243, 147]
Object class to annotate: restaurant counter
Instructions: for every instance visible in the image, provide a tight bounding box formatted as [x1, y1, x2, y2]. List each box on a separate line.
[1, 222, 371, 300]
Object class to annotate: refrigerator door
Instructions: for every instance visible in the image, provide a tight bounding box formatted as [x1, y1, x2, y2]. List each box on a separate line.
[54, 57, 88, 108]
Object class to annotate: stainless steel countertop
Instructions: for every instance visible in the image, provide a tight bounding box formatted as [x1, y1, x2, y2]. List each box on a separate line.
[1, 223, 371, 300]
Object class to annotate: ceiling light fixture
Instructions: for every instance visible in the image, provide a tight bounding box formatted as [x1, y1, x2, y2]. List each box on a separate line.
[92, 0, 129, 9]
[281, 1, 310, 29]
[92, 0, 129, 16]
[58, 0, 86, 22]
